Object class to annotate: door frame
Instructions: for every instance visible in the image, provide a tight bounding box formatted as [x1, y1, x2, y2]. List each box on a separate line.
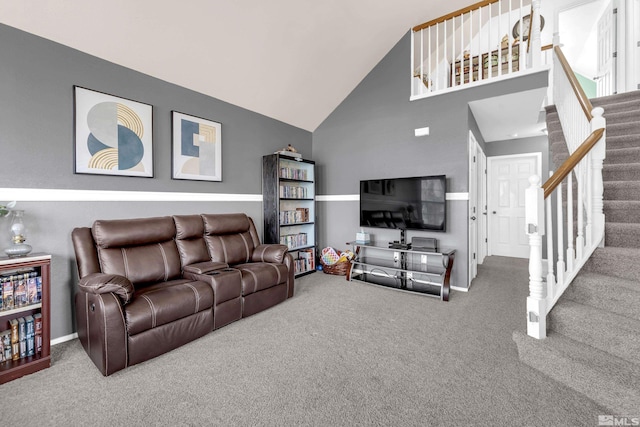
[487, 152, 542, 257]
[478, 147, 488, 264]
[468, 131, 486, 287]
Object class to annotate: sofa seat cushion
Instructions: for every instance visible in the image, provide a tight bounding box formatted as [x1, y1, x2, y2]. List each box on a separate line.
[125, 279, 214, 335]
[235, 263, 288, 296]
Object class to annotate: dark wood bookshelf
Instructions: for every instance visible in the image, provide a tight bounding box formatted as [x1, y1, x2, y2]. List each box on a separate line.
[0, 253, 51, 384]
[263, 154, 317, 277]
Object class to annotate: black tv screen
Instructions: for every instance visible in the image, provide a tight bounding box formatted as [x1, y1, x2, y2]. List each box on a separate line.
[359, 175, 446, 232]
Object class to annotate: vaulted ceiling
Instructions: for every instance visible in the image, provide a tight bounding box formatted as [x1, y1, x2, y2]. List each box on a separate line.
[0, 0, 473, 131]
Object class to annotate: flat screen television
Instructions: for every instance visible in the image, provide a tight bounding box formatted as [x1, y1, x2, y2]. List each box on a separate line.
[359, 175, 446, 232]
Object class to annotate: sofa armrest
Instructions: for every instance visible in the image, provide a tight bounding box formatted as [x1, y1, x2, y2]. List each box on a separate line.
[252, 244, 288, 264]
[78, 273, 134, 304]
[183, 261, 229, 274]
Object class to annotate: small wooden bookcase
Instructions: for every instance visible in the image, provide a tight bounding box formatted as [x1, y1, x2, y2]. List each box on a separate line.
[0, 253, 51, 384]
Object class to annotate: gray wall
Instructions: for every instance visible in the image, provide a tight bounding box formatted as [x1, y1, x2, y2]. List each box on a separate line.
[485, 135, 550, 180]
[0, 23, 311, 339]
[312, 31, 549, 290]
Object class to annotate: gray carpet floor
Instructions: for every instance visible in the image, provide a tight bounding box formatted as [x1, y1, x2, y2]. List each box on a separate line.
[1, 256, 605, 426]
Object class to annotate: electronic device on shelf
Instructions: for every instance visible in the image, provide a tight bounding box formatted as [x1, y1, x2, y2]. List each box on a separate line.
[388, 241, 411, 250]
[359, 175, 446, 232]
[411, 237, 438, 252]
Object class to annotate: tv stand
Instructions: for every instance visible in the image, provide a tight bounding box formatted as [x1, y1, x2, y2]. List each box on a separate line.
[346, 241, 455, 301]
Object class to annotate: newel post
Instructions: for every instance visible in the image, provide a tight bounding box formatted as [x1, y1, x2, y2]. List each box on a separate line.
[591, 107, 606, 248]
[526, 175, 546, 339]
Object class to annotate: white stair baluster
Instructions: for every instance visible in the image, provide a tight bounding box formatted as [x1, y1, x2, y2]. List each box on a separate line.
[576, 165, 585, 260]
[428, 27, 432, 93]
[469, 10, 474, 83]
[444, 19, 448, 87]
[498, 0, 502, 77]
[546, 171, 556, 301]
[556, 178, 565, 287]
[591, 107, 606, 247]
[567, 171, 575, 272]
[452, 15, 456, 87]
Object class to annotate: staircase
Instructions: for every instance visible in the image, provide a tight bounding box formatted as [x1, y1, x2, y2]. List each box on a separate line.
[513, 90, 640, 415]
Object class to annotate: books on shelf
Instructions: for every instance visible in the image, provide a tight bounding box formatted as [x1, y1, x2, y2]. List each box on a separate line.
[279, 208, 310, 225]
[0, 329, 10, 362]
[0, 314, 42, 364]
[34, 313, 42, 355]
[279, 185, 310, 199]
[0, 268, 43, 364]
[0, 270, 42, 311]
[279, 166, 308, 181]
[280, 233, 308, 250]
[294, 248, 315, 274]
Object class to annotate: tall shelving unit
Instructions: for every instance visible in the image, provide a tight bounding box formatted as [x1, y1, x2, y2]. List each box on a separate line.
[263, 153, 316, 277]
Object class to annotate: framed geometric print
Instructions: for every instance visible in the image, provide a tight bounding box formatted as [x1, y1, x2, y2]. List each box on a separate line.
[172, 111, 222, 181]
[74, 86, 153, 177]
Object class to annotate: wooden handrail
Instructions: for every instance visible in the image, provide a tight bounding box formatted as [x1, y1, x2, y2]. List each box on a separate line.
[542, 128, 605, 198]
[412, 0, 499, 32]
[554, 46, 594, 120]
[541, 44, 553, 51]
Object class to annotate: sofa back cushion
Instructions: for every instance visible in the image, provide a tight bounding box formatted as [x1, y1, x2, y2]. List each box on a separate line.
[71, 227, 101, 278]
[92, 217, 182, 286]
[202, 214, 259, 265]
[173, 215, 210, 267]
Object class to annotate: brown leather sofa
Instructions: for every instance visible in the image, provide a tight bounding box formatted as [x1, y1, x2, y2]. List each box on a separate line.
[71, 213, 294, 376]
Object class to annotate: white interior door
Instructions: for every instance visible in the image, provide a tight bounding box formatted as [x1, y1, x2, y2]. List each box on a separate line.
[478, 148, 487, 265]
[488, 153, 541, 258]
[468, 132, 480, 285]
[597, 0, 617, 96]
[633, 0, 640, 91]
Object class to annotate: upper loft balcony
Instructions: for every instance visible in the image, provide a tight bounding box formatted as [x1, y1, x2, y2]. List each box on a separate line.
[411, 0, 551, 100]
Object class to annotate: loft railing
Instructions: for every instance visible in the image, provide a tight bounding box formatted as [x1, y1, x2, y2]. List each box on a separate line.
[411, 0, 545, 99]
[525, 46, 606, 339]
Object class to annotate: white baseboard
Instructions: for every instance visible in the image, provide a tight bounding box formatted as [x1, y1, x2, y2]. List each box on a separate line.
[450, 285, 468, 292]
[51, 332, 78, 346]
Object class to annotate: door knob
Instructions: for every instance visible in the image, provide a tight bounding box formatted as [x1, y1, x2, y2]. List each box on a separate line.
[492, 211, 497, 214]
[470, 216, 476, 220]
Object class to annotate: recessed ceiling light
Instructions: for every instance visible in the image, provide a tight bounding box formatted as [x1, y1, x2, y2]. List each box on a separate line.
[510, 133, 519, 138]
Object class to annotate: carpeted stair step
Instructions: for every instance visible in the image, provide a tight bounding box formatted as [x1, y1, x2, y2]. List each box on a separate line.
[606, 122, 640, 137]
[605, 222, 640, 248]
[605, 134, 640, 150]
[546, 117, 562, 134]
[584, 246, 640, 281]
[592, 90, 640, 107]
[603, 163, 640, 181]
[603, 200, 640, 222]
[602, 108, 640, 124]
[598, 99, 640, 115]
[548, 300, 640, 366]
[605, 147, 640, 164]
[561, 271, 640, 320]
[513, 330, 640, 416]
[604, 181, 640, 199]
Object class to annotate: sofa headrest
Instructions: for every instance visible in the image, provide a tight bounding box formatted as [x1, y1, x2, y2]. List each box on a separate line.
[173, 215, 205, 240]
[92, 216, 176, 248]
[202, 213, 250, 235]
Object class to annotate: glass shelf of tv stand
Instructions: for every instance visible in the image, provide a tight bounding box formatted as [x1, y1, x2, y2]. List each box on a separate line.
[346, 241, 455, 301]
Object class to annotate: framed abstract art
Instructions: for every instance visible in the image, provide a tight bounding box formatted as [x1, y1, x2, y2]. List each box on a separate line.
[74, 86, 153, 177]
[172, 111, 222, 181]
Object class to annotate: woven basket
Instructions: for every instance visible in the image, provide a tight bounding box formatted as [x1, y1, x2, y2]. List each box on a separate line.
[320, 257, 351, 276]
